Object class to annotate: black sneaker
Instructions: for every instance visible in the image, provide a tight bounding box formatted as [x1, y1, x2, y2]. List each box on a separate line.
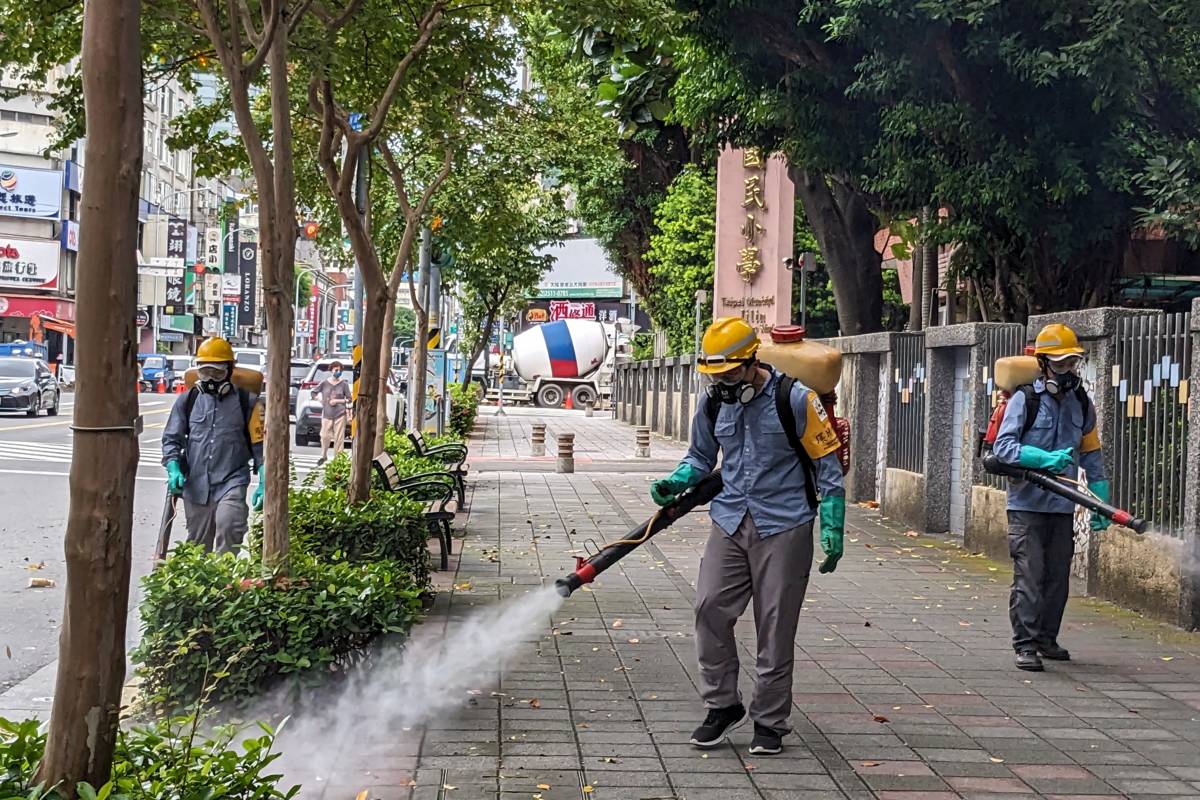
[689, 704, 747, 748]
[1037, 641, 1071, 661]
[748, 724, 783, 755]
[316, 456, 327, 466]
[1015, 649, 1044, 671]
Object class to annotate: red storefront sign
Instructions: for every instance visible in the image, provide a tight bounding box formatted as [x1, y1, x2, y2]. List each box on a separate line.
[0, 294, 76, 321]
[308, 282, 319, 343]
[548, 300, 596, 321]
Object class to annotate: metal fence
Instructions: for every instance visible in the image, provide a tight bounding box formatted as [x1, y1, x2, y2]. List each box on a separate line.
[888, 332, 926, 472]
[1111, 312, 1193, 536]
[978, 325, 1028, 488]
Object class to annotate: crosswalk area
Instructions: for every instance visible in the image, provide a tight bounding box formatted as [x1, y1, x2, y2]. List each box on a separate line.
[0, 439, 326, 473]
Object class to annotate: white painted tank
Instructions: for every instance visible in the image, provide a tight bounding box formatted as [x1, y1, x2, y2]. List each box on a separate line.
[513, 319, 609, 381]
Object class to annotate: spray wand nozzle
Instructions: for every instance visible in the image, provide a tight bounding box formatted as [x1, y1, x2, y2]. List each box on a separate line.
[553, 471, 724, 597]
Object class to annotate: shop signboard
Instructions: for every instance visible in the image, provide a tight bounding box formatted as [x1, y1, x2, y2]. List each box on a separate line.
[0, 165, 63, 219]
[0, 237, 60, 290]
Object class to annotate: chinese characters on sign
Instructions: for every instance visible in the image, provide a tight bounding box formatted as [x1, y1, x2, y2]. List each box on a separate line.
[205, 227, 221, 271]
[0, 238, 61, 289]
[0, 166, 63, 219]
[548, 300, 597, 321]
[737, 148, 767, 283]
[712, 146, 794, 336]
[166, 218, 187, 263]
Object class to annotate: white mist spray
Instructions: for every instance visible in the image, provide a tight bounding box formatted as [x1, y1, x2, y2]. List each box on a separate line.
[271, 586, 565, 785]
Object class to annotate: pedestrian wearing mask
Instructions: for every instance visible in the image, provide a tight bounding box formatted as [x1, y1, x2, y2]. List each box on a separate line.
[992, 323, 1107, 672]
[650, 317, 846, 756]
[317, 360, 352, 464]
[161, 337, 265, 554]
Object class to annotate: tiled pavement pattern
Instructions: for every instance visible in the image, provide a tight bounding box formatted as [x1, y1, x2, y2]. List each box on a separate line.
[298, 407, 1200, 800]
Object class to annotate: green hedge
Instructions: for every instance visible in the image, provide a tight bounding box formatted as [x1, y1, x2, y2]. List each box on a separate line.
[132, 544, 422, 712]
[448, 382, 482, 437]
[1, 714, 298, 799]
[289, 486, 430, 584]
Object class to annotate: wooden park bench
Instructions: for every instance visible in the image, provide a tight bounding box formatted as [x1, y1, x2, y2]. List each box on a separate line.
[372, 452, 458, 570]
[407, 431, 468, 507]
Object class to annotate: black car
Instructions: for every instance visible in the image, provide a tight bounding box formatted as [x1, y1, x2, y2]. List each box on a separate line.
[289, 359, 313, 417]
[0, 357, 61, 417]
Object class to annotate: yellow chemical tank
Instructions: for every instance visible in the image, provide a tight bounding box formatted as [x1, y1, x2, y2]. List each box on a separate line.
[993, 355, 1039, 393]
[183, 365, 265, 394]
[757, 325, 842, 395]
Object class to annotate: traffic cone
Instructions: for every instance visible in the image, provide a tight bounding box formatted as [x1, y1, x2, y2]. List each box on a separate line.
[564, 390, 573, 410]
[175, 380, 186, 394]
[157, 377, 166, 393]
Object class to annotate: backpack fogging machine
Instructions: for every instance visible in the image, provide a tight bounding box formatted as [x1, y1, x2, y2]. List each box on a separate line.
[555, 471, 724, 597]
[980, 353, 1149, 535]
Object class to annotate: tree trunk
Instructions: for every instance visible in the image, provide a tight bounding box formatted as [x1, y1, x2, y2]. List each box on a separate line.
[922, 208, 938, 327]
[374, 290, 397, 455]
[38, 0, 142, 790]
[349, 277, 387, 501]
[790, 169, 884, 335]
[909, 244, 924, 331]
[260, 12, 295, 570]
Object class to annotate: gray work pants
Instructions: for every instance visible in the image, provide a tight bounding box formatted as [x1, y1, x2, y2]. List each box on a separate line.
[695, 515, 813, 734]
[1007, 510, 1074, 652]
[184, 484, 249, 555]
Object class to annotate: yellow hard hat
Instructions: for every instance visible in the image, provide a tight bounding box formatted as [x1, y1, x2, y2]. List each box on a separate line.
[698, 317, 759, 374]
[352, 344, 363, 365]
[195, 336, 234, 364]
[1033, 323, 1085, 360]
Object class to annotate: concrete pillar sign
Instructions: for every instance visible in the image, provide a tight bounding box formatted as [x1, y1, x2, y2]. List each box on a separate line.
[712, 147, 794, 337]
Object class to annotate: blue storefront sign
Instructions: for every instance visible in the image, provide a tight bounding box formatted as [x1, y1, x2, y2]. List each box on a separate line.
[222, 303, 237, 339]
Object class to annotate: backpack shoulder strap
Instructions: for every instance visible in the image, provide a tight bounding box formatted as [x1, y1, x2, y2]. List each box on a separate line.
[775, 376, 819, 509]
[183, 386, 198, 422]
[703, 392, 720, 427]
[1018, 384, 1041, 439]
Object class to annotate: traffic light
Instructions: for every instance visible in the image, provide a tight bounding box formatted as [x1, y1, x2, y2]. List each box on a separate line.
[300, 221, 320, 240]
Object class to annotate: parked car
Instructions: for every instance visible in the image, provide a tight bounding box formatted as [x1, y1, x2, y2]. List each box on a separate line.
[137, 354, 177, 392]
[0, 356, 61, 417]
[232, 348, 268, 372]
[294, 359, 403, 447]
[288, 359, 313, 417]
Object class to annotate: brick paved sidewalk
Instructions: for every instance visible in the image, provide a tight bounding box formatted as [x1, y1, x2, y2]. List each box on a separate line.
[296, 407, 1200, 800]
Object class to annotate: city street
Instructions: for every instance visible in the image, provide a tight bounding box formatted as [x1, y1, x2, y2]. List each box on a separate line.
[0, 392, 325, 696]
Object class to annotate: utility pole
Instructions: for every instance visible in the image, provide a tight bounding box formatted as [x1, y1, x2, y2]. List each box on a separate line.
[409, 226, 432, 431]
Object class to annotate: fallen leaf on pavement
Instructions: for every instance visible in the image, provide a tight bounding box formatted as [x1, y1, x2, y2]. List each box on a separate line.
[989, 757, 1005, 763]
[1161, 656, 1174, 661]
[872, 714, 890, 723]
[442, 784, 457, 791]
[627, 638, 640, 644]
[528, 698, 541, 709]
[4, 646, 10, 659]
[903, 530, 919, 538]
[601, 757, 617, 763]
[860, 761, 882, 767]
[536, 784, 551, 790]
[27, 578, 55, 589]
[744, 764, 756, 771]
[582, 786, 594, 794]
[355, 791, 369, 800]
[611, 619, 624, 629]
[26, 562, 45, 571]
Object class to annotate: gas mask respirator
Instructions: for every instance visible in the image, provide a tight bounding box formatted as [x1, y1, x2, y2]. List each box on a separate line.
[1042, 356, 1082, 396]
[705, 362, 757, 405]
[197, 363, 233, 397]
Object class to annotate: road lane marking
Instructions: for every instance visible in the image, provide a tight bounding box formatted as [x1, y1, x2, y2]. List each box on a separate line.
[0, 407, 172, 432]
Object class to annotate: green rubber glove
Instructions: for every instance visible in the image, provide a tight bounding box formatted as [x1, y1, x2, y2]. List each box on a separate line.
[1089, 479, 1111, 531]
[251, 466, 264, 511]
[1017, 445, 1074, 475]
[818, 494, 845, 574]
[650, 463, 703, 506]
[165, 460, 186, 496]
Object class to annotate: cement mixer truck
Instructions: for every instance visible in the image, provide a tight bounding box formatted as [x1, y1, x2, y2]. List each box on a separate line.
[504, 319, 618, 408]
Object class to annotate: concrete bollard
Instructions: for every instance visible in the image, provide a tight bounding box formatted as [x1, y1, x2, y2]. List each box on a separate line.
[635, 426, 651, 458]
[531, 422, 546, 456]
[556, 432, 575, 473]
[585, 402, 594, 418]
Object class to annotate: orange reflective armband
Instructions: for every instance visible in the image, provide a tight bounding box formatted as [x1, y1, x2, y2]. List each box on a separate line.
[1080, 426, 1101, 453]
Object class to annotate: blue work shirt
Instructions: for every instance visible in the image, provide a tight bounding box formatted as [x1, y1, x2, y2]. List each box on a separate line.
[993, 379, 1107, 514]
[682, 367, 844, 537]
[162, 389, 263, 506]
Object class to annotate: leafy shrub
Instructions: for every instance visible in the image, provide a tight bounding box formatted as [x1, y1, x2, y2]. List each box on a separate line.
[132, 544, 422, 712]
[448, 382, 482, 437]
[288, 486, 430, 582]
[0, 714, 298, 799]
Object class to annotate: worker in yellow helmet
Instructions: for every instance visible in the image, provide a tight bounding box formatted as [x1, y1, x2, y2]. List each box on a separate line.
[161, 337, 265, 554]
[992, 323, 1107, 672]
[650, 317, 845, 756]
